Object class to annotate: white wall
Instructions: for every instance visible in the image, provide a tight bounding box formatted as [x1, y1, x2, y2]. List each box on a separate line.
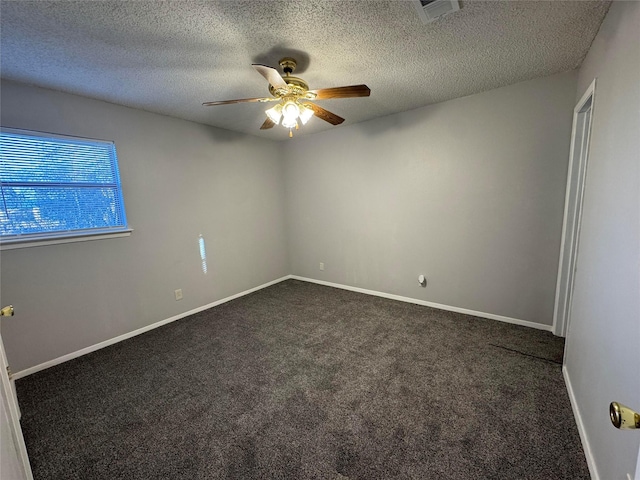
[564, 1, 640, 479]
[284, 71, 577, 326]
[0, 80, 289, 372]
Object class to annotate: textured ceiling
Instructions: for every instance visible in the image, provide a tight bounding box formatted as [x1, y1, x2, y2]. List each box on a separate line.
[1, 0, 610, 140]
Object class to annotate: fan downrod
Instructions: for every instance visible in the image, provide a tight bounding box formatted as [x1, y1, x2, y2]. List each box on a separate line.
[279, 57, 297, 76]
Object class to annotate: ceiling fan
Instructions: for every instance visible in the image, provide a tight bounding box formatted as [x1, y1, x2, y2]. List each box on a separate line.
[203, 57, 371, 137]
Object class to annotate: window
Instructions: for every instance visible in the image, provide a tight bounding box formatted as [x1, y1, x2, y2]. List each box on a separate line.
[0, 127, 130, 247]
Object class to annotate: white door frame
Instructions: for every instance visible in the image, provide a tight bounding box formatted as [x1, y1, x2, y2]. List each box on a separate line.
[0, 323, 33, 480]
[552, 79, 596, 337]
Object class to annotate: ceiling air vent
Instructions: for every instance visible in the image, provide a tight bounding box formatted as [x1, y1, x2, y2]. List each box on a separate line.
[413, 0, 460, 24]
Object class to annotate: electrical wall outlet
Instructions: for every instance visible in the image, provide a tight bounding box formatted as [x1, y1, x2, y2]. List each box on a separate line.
[319, 262, 325, 271]
[174, 289, 183, 301]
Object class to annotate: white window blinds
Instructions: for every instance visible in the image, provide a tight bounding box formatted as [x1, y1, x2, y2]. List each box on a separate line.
[0, 128, 128, 242]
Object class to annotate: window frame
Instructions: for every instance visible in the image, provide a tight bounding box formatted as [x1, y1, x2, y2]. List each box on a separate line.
[0, 127, 132, 250]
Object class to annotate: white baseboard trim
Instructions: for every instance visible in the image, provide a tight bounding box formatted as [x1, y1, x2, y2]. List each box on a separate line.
[563, 365, 598, 480]
[14, 274, 551, 379]
[12, 275, 292, 380]
[290, 275, 552, 332]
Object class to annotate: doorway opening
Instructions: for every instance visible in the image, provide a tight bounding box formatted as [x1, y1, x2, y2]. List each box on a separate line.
[553, 79, 596, 337]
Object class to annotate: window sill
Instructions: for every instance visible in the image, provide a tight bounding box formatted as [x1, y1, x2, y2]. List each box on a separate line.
[0, 228, 133, 250]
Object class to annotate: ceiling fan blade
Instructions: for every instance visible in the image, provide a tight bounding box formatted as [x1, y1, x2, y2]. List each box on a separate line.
[252, 64, 288, 91]
[260, 117, 276, 130]
[308, 84, 371, 100]
[202, 97, 272, 106]
[305, 103, 345, 125]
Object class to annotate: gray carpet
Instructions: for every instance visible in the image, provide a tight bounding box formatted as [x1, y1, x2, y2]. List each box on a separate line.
[17, 279, 589, 479]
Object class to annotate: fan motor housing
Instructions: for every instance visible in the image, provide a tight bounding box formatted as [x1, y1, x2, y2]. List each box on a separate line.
[269, 76, 309, 97]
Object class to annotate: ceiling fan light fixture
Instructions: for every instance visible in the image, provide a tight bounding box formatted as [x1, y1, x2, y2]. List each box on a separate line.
[298, 104, 314, 125]
[205, 58, 369, 136]
[265, 104, 283, 124]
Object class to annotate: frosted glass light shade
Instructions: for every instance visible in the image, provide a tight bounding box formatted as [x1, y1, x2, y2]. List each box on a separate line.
[265, 104, 283, 124]
[299, 104, 314, 125]
[281, 116, 297, 129]
[282, 101, 300, 121]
